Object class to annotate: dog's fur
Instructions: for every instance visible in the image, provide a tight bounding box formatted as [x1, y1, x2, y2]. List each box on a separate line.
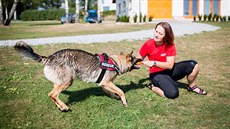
[14, 41, 141, 111]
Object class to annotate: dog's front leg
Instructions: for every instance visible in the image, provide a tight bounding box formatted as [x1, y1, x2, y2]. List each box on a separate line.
[102, 82, 128, 107]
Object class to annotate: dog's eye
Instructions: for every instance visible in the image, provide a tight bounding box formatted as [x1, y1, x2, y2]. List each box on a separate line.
[131, 56, 135, 62]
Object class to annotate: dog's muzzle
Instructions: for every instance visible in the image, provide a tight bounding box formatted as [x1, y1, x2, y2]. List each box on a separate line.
[130, 58, 143, 71]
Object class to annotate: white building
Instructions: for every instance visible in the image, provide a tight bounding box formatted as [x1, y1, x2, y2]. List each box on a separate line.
[98, 0, 116, 12]
[113, 0, 230, 22]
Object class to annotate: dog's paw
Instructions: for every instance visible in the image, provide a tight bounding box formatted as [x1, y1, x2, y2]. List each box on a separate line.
[59, 108, 72, 112]
[122, 99, 128, 107]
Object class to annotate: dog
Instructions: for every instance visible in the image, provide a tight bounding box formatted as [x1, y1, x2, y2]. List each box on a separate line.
[14, 41, 142, 112]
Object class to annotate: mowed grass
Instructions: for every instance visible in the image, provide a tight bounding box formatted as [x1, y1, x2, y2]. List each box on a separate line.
[0, 20, 154, 40]
[0, 22, 229, 129]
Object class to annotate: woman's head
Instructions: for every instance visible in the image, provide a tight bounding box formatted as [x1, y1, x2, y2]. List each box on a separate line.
[154, 22, 174, 45]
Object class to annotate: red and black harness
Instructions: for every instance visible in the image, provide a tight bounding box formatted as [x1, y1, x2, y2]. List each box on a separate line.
[96, 53, 120, 83]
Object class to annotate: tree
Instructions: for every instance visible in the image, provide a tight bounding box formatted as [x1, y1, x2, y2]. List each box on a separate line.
[3, 0, 18, 26]
[0, 0, 3, 25]
[84, 0, 88, 19]
[40, 0, 62, 9]
[75, 0, 79, 23]
[65, 0, 69, 24]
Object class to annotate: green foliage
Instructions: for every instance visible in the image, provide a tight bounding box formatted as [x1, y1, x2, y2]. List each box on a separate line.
[139, 13, 142, 23]
[20, 8, 76, 21]
[117, 15, 129, 23]
[134, 14, 137, 23]
[222, 16, 227, 22]
[198, 14, 202, 21]
[149, 15, 153, 22]
[212, 14, 217, 21]
[143, 15, 146, 22]
[208, 13, 212, 21]
[193, 16, 196, 22]
[215, 15, 220, 22]
[102, 10, 116, 17]
[203, 15, 207, 21]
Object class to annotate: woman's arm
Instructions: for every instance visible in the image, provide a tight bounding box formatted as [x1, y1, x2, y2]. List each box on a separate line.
[142, 56, 175, 70]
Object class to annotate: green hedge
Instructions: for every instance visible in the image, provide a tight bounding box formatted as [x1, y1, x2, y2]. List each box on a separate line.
[102, 10, 116, 16]
[20, 9, 76, 21]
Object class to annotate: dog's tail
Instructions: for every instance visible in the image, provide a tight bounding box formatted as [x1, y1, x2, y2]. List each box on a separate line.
[14, 41, 48, 63]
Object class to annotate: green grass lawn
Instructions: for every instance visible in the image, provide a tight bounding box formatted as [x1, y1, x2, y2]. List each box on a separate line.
[0, 20, 155, 40]
[0, 22, 229, 129]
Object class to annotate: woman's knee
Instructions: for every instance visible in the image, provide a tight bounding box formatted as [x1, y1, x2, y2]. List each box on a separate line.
[189, 60, 197, 67]
[186, 60, 199, 74]
[164, 89, 179, 99]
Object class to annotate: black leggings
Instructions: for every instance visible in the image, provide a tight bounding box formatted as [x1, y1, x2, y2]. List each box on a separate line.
[149, 60, 197, 99]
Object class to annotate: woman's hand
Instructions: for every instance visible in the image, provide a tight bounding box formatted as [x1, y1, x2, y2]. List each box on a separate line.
[142, 60, 155, 68]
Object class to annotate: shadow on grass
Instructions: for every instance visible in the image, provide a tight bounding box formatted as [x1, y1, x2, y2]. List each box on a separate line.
[28, 23, 61, 26]
[62, 78, 189, 105]
[62, 78, 149, 105]
[177, 82, 188, 89]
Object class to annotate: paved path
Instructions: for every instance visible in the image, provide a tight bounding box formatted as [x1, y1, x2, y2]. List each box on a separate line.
[0, 20, 220, 46]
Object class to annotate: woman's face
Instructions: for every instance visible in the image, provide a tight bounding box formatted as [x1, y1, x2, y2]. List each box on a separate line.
[154, 25, 165, 42]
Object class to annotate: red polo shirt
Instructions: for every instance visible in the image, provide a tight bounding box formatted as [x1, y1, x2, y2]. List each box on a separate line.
[139, 39, 176, 73]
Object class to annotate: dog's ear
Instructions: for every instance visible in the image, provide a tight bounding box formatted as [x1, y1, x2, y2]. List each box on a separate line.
[120, 51, 124, 55]
[130, 51, 133, 55]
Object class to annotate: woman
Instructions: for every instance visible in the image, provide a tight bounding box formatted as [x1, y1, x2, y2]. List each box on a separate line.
[138, 22, 207, 99]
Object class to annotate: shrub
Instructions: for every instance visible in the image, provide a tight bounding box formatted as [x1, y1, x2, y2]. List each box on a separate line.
[203, 15, 207, 21]
[198, 14, 202, 21]
[149, 15, 153, 22]
[222, 16, 226, 22]
[116, 15, 120, 22]
[117, 15, 129, 22]
[20, 9, 76, 21]
[139, 13, 142, 22]
[215, 15, 220, 21]
[208, 13, 212, 21]
[134, 14, 137, 23]
[193, 16, 196, 21]
[220, 16, 223, 22]
[212, 14, 217, 21]
[143, 15, 146, 22]
[102, 10, 116, 16]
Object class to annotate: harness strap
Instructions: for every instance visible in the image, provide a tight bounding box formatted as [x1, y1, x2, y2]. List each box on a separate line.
[96, 53, 109, 83]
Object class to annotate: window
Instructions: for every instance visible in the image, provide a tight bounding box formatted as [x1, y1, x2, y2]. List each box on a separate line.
[103, 6, 110, 11]
[213, 0, 219, 15]
[192, 0, 198, 16]
[129, 0, 132, 10]
[204, 0, 210, 15]
[123, 1, 126, 13]
[119, 4, 121, 14]
[184, 0, 189, 16]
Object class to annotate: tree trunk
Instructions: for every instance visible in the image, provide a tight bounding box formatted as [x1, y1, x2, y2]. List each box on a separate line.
[97, 0, 101, 23]
[4, 0, 18, 26]
[84, 0, 88, 20]
[0, 0, 3, 25]
[65, 0, 69, 24]
[75, 0, 79, 23]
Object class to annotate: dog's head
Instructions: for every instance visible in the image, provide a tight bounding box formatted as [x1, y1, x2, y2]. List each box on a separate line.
[118, 51, 143, 73]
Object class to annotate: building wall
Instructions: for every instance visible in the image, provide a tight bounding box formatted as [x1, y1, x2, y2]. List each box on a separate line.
[148, 0, 172, 19]
[172, 0, 183, 18]
[199, 0, 204, 15]
[115, 0, 229, 21]
[98, 0, 116, 12]
[220, 0, 230, 17]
